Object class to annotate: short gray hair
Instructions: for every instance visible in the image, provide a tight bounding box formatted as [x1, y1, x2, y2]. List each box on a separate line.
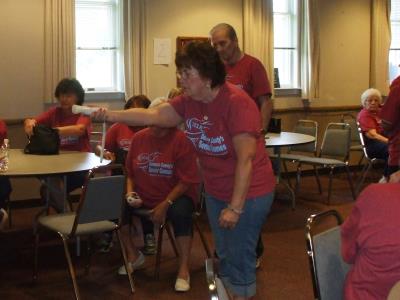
[360, 88, 382, 107]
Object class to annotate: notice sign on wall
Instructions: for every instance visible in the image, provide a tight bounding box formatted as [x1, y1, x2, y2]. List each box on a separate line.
[154, 38, 172, 65]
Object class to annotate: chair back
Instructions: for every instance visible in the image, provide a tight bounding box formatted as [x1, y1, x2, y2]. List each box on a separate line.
[320, 123, 351, 160]
[306, 210, 350, 300]
[341, 114, 361, 145]
[356, 121, 372, 160]
[74, 165, 126, 227]
[289, 120, 318, 154]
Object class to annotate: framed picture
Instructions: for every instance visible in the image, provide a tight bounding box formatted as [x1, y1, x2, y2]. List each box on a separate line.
[176, 36, 210, 52]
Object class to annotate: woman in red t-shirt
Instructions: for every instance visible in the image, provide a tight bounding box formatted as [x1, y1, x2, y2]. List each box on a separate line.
[119, 99, 199, 292]
[357, 88, 389, 180]
[96, 95, 150, 163]
[93, 42, 275, 299]
[0, 119, 11, 230]
[23, 78, 91, 212]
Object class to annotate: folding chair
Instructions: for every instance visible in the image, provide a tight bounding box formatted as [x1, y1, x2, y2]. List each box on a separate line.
[305, 210, 350, 300]
[355, 121, 386, 194]
[131, 184, 211, 279]
[295, 123, 356, 204]
[33, 165, 134, 300]
[341, 114, 364, 165]
[279, 120, 319, 187]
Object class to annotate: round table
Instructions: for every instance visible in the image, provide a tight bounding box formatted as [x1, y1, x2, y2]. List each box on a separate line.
[1, 149, 110, 177]
[265, 132, 316, 148]
[265, 132, 316, 209]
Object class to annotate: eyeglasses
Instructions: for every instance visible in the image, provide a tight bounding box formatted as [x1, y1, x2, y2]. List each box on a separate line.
[176, 68, 199, 80]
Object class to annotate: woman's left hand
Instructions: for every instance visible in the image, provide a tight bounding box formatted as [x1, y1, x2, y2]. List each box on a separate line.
[218, 209, 240, 229]
[150, 201, 169, 224]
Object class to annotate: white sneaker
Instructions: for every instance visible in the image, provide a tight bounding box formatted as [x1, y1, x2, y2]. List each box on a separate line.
[378, 176, 388, 183]
[118, 251, 145, 275]
[175, 276, 190, 292]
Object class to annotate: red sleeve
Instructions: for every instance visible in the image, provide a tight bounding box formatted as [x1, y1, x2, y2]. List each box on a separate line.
[174, 132, 200, 185]
[105, 123, 119, 152]
[35, 107, 56, 126]
[169, 95, 187, 119]
[228, 93, 262, 137]
[0, 120, 7, 144]
[357, 109, 377, 132]
[250, 59, 272, 99]
[380, 86, 400, 128]
[341, 206, 361, 264]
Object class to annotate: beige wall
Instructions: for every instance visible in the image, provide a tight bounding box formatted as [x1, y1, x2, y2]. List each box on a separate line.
[317, 0, 370, 107]
[0, 0, 45, 119]
[0, 0, 374, 120]
[145, 0, 243, 99]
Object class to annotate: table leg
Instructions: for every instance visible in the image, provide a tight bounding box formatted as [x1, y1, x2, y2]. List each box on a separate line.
[273, 147, 296, 210]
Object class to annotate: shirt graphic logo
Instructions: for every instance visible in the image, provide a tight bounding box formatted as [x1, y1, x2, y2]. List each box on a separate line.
[185, 117, 228, 156]
[137, 152, 173, 177]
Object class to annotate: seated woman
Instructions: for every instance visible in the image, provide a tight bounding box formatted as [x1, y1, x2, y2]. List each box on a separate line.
[119, 98, 199, 292]
[341, 173, 400, 299]
[0, 119, 11, 230]
[357, 88, 389, 180]
[24, 78, 91, 212]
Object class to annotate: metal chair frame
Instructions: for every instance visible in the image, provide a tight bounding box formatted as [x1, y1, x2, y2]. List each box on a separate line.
[305, 210, 345, 300]
[33, 165, 134, 300]
[355, 121, 386, 194]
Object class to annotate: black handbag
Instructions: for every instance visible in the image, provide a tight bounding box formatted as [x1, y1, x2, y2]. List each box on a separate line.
[24, 124, 60, 155]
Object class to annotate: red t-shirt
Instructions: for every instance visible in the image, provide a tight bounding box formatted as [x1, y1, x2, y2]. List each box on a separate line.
[390, 75, 400, 90]
[380, 85, 400, 166]
[35, 107, 92, 152]
[125, 127, 200, 209]
[105, 123, 142, 153]
[341, 183, 400, 300]
[170, 82, 275, 201]
[225, 54, 272, 108]
[357, 108, 384, 135]
[0, 120, 7, 145]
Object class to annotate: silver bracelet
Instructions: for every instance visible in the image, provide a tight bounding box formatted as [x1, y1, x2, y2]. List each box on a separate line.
[227, 204, 243, 215]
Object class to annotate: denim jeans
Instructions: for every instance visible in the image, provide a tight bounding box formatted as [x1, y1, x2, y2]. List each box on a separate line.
[206, 192, 274, 297]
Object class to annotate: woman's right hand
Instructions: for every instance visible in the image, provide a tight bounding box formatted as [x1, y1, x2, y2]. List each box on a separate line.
[24, 119, 37, 136]
[91, 107, 109, 122]
[103, 150, 115, 161]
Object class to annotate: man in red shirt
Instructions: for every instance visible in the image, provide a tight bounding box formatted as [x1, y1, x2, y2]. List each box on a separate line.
[380, 75, 400, 175]
[210, 23, 273, 131]
[210, 23, 273, 267]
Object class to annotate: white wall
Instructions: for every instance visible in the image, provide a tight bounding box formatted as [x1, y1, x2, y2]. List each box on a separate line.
[145, 0, 243, 100]
[0, 0, 374, 121]
[0, 0, 45, 119]
[317, 0, 370, 106]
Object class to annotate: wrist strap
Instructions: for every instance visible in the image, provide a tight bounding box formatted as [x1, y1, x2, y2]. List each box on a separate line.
[227, 204, 243, 215]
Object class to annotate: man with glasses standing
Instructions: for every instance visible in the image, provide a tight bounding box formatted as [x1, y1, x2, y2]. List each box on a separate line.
[210, 23, 273, 268]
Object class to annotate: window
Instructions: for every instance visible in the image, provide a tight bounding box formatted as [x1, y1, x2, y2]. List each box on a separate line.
[390, 0, 400, 83]
[273, 0, 299, 89]
[75, 0, 122, 92]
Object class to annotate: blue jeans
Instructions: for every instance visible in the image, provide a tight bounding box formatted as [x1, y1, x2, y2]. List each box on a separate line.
[206, 192, 274, 297]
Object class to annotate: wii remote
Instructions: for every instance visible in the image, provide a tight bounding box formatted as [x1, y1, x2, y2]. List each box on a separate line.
[72, 105, 100, 115]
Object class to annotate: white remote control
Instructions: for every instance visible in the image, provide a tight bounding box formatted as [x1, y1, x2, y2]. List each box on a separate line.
[72, 104, 100, 115]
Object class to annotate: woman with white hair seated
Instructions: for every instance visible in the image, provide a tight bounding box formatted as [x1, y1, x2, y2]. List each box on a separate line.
[357, 88, 389, 180]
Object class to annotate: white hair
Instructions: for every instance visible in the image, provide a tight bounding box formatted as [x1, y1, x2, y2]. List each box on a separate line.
[149, 97, 167, 108]
[360, 88, 382, 107]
